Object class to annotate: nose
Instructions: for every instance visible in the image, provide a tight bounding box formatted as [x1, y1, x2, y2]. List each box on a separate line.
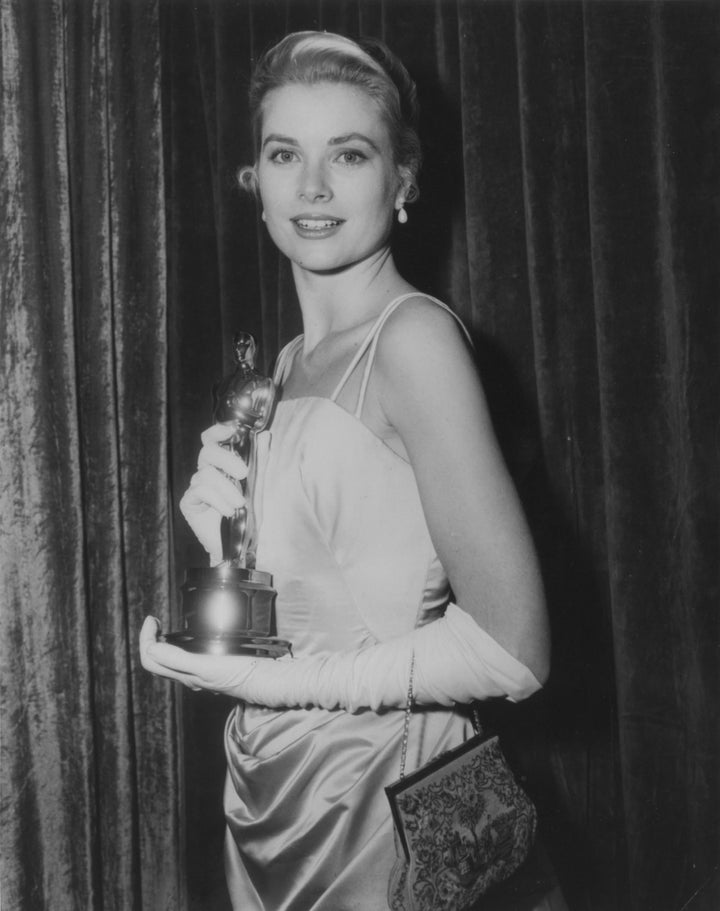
[298, 160, 332, 202]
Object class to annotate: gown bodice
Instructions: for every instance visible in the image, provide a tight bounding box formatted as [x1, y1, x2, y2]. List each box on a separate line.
[256, 395, 450, 656]
[254, 291, 465, 657]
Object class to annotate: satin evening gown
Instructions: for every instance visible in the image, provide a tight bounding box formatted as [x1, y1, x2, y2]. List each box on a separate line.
[223, 295, 565, 911]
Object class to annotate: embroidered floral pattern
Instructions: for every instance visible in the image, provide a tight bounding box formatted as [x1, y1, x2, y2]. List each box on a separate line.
[387, 736, 537, 910]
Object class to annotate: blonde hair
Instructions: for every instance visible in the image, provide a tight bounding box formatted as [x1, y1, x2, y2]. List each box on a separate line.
[238, 31, 421, 202]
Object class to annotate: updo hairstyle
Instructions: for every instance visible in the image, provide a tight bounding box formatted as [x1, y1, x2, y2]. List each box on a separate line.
[238, 31, 421, 204]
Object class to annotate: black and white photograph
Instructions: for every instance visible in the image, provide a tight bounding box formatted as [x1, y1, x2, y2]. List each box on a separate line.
[2, 2, 718, 910]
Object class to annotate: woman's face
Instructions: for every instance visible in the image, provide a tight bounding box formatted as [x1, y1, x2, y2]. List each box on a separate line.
[256, 82, 404, 274]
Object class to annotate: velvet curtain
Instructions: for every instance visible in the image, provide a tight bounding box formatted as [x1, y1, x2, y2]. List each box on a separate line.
[2, 1, 718, 911]
[162, 2, 719, 911]
[1, 0, 183, 909]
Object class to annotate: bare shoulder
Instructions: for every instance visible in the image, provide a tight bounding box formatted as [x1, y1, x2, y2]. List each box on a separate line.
[376, 295, 471, 365]
[373, 295, 476, 391]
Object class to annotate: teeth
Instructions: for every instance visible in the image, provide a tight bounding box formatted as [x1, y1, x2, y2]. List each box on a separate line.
[296, 219, 339, 229]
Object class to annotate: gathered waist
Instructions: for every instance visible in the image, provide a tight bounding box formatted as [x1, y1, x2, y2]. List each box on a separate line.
[225, 698, 472, 777]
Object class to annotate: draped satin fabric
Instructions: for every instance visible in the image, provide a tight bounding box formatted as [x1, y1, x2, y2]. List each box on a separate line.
[224, 700, 471, 911]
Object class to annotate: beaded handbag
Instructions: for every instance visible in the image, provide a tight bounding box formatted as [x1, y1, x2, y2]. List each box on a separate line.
[385, 657, 538, 911]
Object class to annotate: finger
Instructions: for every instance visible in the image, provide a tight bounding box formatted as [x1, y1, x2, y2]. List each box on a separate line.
[185, 468, 245, 515]
[160, 671, 204, 691]
[143, 639, 215, 676]
[139, 619, 209, 688]
[140, 614, 161, 640]
[186, 480, 244, 517]
[201, 423, 238, 445]
[198, 443, 248, 481]
[189, 466, 244, 504]
[139, 616, 162, 669]
[148, 664, 204, 691]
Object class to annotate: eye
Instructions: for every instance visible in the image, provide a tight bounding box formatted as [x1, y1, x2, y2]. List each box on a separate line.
[269, 148, 298, 164]
[336, 150, 367, 166]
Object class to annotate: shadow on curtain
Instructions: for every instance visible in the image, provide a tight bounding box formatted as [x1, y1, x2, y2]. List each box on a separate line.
[2, 1, 718, 911]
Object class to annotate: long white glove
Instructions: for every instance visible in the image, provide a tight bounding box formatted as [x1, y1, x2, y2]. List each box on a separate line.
[141, 605, 541, 706]
[179, 424, 247, 565]
[242, 604, 541, 710]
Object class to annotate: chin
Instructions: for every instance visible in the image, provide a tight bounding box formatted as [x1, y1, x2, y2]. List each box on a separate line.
[292, 242, 390, 275]
[295, 256, 351, 274]
[288, 247, 355, 274]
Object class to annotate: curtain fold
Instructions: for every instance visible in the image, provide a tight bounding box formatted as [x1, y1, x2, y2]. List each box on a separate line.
[1, 1, 183, 909]
[583, 4, 720, 908]
[514, 4, 621, 906]
[1, 1, 96, 904]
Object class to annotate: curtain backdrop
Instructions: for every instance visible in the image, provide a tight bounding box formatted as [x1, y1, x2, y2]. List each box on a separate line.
[162, 3, 719, 911]
[2, 2, 718, 911]
[1, 1, 184, 909]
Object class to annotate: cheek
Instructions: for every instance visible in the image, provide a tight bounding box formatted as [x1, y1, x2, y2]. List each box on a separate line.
[257, 181, 277, 214]
[348, 168, 390, 208]
[259, 193, 291, 235]
[367, 180, 398, 221]
[375, 167, 402, 205]
[257, 167, 288, 211]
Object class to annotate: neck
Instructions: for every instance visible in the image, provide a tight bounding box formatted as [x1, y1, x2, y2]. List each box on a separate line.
[291, 247, 411, 349]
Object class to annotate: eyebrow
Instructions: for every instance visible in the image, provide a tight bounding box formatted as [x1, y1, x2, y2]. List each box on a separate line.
[329, 133, 380, 152]
[262, 132, 380, 152]
[262, 134, 299, 149]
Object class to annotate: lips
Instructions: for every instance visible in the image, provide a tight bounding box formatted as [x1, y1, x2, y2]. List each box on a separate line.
[290, 215, 345, 239]
[292, 216, 343, 230]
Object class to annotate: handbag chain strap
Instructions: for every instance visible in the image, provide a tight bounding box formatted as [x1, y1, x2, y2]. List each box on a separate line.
[399, 651, 482, 780]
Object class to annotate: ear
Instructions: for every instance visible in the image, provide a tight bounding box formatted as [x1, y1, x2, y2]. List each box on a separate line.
[237, 165, 259, 196]
[395, 164, 418, 209]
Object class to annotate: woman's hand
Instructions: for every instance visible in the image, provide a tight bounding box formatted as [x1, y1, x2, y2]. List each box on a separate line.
[139, 617, 260, 696]
[179, 423, 248, 565]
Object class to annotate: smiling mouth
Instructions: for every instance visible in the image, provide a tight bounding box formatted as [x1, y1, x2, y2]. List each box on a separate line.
[292, 217, 343, 230]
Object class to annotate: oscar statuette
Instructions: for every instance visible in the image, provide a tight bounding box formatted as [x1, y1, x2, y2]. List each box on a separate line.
[166, 333, 291, 657]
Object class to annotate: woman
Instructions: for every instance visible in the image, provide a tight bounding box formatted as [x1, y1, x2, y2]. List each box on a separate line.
[141, 31, 557, 910]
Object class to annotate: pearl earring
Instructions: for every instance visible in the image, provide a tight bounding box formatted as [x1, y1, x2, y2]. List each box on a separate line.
[397, 206, 408, 225]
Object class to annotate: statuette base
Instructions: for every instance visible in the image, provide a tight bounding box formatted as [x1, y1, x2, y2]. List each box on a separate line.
[167, 565, 290, 658]
[164, 631, 291, 658]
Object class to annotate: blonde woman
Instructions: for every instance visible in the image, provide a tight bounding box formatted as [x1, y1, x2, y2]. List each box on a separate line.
[141, 31, 562, 911]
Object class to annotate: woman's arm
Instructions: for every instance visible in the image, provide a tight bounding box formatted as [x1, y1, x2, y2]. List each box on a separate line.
[372, 297, 550, 683]
[140, 602, 540, 708]
[141, 297, 549, 706]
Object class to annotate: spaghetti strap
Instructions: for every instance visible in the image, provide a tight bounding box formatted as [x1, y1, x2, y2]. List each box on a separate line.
[332, 292, 472, 420]
[328, 311, 394, 404]
[278, 294, 471, 413]
[273, 335, 304, 385]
